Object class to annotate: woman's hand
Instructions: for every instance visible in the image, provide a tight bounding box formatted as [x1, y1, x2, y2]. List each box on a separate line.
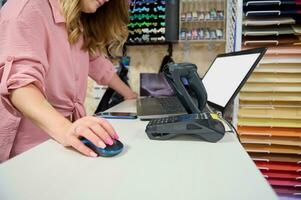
[10, 84, 119, 157]
[124, 91, 138, 100]
[61, 116, 119, 157]
[108, 73, 138, 100]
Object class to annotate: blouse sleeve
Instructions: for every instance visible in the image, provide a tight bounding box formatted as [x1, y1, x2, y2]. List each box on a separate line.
[88, 55, 115, 85]
[0, 17, 48, 117]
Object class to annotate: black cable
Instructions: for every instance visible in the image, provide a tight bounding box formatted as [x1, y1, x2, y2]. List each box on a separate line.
[168, 43, 173, 57]
[223, 118, 241, 143]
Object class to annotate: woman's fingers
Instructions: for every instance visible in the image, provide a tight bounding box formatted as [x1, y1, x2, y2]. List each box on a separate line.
[68, 116, 120, 157]
[89, 116, 119, 140]
[87, 123, 115, 145]
[78, 127, 107, 148]
[74, 123, 110, 147]
[69, 136, 98, 157]
[73, 117, 116, 145]
[124, 92, 138, 100]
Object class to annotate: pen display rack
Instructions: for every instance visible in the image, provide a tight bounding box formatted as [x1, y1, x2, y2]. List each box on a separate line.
[179, 0, 226, 42]
[128, 0, 179, 44]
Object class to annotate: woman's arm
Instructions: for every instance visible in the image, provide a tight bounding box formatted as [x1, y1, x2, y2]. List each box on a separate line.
[108, 73, 138, 99]
[10, 84, 118, 157]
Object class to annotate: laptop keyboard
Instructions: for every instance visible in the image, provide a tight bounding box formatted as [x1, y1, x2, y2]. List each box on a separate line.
[137, 97, 187, 119]
[156, 97, 185, 113]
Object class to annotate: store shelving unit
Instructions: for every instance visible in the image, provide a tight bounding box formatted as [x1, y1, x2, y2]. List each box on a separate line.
[179, 0, 227, 43]
[237, 0, 301, 198]
[177, 0, 241, 51]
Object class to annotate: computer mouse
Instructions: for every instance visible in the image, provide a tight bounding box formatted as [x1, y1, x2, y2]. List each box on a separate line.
[80, 137, 124, 157]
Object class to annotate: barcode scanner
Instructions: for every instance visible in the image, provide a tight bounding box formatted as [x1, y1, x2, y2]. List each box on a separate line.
[163, 63, 208, 113]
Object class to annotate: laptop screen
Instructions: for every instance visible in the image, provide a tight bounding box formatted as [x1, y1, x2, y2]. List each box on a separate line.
[140, 73, 190, 97]
[140, 73, 174, 97]
[202, 48, 266, 111]
[139, 48, 266, 113]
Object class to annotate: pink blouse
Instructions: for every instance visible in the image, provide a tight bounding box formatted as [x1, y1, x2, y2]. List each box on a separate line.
[0, 0, 115, 162]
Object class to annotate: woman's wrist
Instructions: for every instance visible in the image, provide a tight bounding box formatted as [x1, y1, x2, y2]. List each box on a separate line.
[107, 73, 138, 100]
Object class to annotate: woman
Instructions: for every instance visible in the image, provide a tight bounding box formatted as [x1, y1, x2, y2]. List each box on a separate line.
[0, 0, 137, 162]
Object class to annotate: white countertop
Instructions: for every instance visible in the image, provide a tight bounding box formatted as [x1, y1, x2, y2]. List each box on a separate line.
[0, 100, 277, 200]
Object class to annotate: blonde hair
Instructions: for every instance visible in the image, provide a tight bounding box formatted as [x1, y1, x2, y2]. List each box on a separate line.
[59, 0, 129, 57]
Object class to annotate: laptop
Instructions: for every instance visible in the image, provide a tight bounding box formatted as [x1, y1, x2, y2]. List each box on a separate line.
[137, 48, 267, 120]
[138, 73, 187, 119]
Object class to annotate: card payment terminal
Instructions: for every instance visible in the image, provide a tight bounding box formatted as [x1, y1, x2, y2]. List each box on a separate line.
[145, 63, 225, 142]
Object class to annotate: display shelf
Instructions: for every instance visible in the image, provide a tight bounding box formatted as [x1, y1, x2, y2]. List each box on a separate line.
[181, 20, 225, 24]
[127, 0, 179, 44]
[178, 39, 226, 43]
[125, 41, 170, 46]
[179, 0, 227, 42]
[238, 0, 301, 197]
